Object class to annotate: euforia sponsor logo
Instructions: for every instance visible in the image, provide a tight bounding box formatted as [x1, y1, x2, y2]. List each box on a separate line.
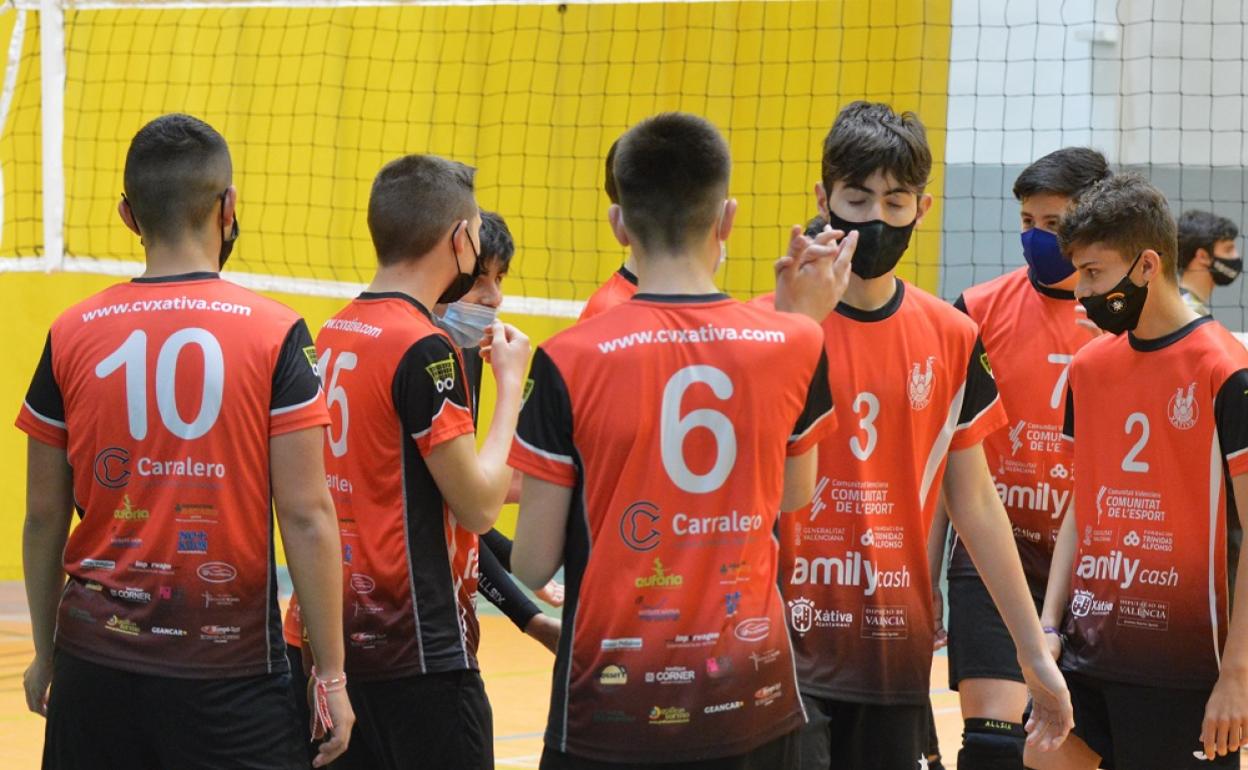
[636, 558, 682, 589]
[113, 495, 148, 520]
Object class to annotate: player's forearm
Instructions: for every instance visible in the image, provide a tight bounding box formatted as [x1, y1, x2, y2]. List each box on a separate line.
[1040, 507, 1078, 629]
[947, 468, 1048, 661]
[279, 497, 346, 675]
[22, 510, 69, 660]
[1217, 475, 1248, 677]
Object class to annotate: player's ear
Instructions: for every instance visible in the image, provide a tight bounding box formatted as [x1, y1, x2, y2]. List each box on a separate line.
[717, 199, 737, 242]
[1139, 248, 1163, 282]
[914, 192, 934, 226]
[118, 195, 142, 237]
[1195, 246, 1213, 269]
[814, 182, 829, 219]
[220, 186, 238, 231]
[608, 204, 630, 248]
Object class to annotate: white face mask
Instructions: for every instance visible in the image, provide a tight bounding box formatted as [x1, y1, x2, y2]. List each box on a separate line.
[433, 301, 498, 349]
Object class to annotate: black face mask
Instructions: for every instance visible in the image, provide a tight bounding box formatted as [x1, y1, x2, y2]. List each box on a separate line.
[219, 217, 239, 270]
[1079, 251, 1149, 335]
[824, 209, 916, 279]
[1210, 255, 1243, 286]
[437, 221, 481, 304]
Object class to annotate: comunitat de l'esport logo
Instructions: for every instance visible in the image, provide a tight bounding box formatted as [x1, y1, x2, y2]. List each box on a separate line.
[618, 502, 764, 552]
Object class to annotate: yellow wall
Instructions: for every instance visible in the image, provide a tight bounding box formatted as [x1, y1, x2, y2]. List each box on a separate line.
[0, 0, 952, 577]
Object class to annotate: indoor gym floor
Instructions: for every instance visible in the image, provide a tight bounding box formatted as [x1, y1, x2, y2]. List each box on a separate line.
[0, 582, 1235, 768]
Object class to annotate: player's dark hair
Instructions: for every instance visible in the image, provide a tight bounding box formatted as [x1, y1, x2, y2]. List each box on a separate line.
[1177, 209, 1239, 271]
[821, 101, 931, 194]
[1013, 147, 1112, 202]
[123, 114, 231, 243]
[1058, 173, 1178, 278]
[604, 138, 620, 205]
[613, 112, 731, 254]
[368, 154, 477, 266]
[478, 210, 515, 273]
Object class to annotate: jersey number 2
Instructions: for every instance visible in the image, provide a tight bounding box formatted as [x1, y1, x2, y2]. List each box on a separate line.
[660, 365, 737, 493]
[96, 328, 224, 441]
[1121, 412, 1150, 473]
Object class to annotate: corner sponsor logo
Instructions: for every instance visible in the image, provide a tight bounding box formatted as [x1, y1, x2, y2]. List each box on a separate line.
[94, 447, 131, 489]
[620, 501, 661, 552]
[196, 562, 237, 583]
[108, 586, 151, 603]
[644, 666, 695, 685]
[733, 617, 770, 642]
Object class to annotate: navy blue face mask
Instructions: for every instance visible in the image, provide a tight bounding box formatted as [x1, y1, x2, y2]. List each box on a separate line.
[1021, 228, 1074, 285]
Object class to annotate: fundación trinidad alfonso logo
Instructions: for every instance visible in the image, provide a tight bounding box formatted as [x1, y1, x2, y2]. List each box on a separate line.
[907, 357, 936, 410]
[1167, 382, 1198, 430]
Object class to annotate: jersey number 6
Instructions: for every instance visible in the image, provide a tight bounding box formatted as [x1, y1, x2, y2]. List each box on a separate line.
[660, 365, 737, 494]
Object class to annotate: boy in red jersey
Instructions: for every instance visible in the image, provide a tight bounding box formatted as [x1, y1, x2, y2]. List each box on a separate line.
[935, 147, 1110, 770]
[18, 114, 352, 769]
[510, 111, 851, 769]
[298, 154, 530, 770]
[580, 139, 638, 321]
[1036, 173, 1248, 769]
[775, 101, 1072, 769]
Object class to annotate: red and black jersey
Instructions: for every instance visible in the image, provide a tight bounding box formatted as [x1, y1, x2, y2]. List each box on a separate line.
[287, 292, 480, 680]
[949, 268, 1096, 595]
[1060, 316, 1248, 689]
[578, 266, 638, 322]
[773, 279, 1007, 705]
[510, 293, 835, 763]
[16, 272, 328, 678]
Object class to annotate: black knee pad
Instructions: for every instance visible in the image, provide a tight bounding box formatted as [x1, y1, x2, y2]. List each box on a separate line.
[956, 718, 1025, 770]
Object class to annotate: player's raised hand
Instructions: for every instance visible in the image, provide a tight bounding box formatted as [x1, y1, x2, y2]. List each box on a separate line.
[22, 654, 52, 716]
[774, 226, 857, 322]
[483, 320, 531, 388]
[1200, 671, 1248, 759]
[1021, 655, 1075, 752]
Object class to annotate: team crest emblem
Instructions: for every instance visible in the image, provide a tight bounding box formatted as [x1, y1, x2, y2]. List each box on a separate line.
[1167, 382, 1198, 430]
[788, 597, 814, 635]
[1106, 292, 1127, 313]
[907, 357, 936, 410]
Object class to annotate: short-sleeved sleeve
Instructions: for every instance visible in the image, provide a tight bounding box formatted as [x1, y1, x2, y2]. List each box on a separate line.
[788, 349, 836, 456]
[508, 347, 577, 486]
[394, 334, 476, 456]
[1216, 369, 1248, 477]
[270, 320, 330, 436]
[950, 337, 1008, 450]
[16, 333, 68, 448]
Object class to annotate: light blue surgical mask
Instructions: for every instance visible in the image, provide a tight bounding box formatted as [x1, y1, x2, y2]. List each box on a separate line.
[434, 301, 498, 349]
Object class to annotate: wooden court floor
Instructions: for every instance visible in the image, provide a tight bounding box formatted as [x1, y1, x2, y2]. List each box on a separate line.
[0, 584, 1235, 768]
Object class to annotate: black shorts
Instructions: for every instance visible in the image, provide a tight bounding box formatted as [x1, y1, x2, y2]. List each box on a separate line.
[947, 573, 1042, 689]
[1066, 670, 1237, 769]
[332, 668, 493, 770]
[540, 729, 798, 770]
[797, 694, 926, 769]
[43, 649, 305, 770]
